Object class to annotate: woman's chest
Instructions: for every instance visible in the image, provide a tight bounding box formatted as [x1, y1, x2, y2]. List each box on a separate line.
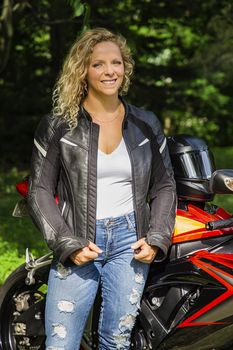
[98, 121, 123, 155]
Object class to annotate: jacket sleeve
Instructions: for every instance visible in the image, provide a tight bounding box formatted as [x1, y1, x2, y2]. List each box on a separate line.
[27, 115, 89, 264]
[146, 114, 177, 261]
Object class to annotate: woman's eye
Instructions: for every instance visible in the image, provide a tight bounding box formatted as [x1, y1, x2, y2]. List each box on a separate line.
[93, 63, 102, 68]
[113, 61, 122, 65]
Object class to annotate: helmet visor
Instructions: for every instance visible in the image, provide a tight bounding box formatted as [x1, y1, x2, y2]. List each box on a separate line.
[173, 150, 215, 180]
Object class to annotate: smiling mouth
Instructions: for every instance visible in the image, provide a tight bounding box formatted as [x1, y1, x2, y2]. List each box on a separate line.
[101, 79, 117, 85]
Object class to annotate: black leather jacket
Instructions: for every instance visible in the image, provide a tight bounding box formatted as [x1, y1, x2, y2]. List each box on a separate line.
[27, 99, 177, 264]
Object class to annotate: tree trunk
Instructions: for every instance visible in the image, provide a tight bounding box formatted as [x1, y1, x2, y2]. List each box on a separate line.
[0, 0, 13, 73]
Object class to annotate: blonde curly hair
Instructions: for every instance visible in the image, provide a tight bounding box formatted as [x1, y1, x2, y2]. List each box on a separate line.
[52, 28, 134, 128]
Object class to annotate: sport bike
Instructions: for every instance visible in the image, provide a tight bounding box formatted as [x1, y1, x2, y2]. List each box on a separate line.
[0, 135, 233, 350]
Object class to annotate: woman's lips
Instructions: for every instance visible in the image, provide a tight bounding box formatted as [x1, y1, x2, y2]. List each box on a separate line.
[101, 79, 117, 85]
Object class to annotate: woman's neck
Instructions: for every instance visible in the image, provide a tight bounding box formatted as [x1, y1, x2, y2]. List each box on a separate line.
[84, 93, 121, 115]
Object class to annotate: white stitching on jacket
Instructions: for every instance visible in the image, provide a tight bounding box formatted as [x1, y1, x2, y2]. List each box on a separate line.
[61, 201, 66, 216]
[138, 138, 149, 146]
[34, 138, 47, 157]
[60, 137, 78, 147]
[159, 137, 166, 154]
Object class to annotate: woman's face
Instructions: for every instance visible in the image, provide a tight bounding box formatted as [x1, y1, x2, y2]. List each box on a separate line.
[86, 41, 125, 98]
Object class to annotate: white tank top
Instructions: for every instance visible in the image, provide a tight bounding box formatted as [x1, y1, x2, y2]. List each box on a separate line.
[96, 138, 134, 219]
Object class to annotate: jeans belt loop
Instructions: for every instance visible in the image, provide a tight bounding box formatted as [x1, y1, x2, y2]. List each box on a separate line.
[125, 213, 134, 231]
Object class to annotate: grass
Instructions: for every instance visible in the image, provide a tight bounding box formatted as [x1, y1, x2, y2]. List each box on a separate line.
[0, 146, 232, 285]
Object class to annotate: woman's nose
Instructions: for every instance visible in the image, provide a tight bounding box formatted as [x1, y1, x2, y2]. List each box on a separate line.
[104, 64, 114, 76]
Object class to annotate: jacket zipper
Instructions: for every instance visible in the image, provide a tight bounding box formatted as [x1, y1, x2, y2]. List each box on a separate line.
[87, 121, 99, 242]
[86, 124, 92, 240]
[123, 131, 139, 239]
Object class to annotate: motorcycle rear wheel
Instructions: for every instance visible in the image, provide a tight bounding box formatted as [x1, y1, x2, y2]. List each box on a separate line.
[0, 264, 48, 350]
[0, 264, 99, 350]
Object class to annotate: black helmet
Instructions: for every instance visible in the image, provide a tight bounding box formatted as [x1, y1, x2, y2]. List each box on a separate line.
[167, 135, 216, 201]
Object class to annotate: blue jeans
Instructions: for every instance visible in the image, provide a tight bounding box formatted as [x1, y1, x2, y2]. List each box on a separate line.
[45, 212, 150, 350]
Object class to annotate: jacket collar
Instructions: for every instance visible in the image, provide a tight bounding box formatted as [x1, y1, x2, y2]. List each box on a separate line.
[79, 105, 92, 123]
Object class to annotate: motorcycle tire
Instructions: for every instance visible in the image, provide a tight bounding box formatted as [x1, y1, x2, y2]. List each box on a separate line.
[0, 263, 98, 350]
[0, 263, 48, 350]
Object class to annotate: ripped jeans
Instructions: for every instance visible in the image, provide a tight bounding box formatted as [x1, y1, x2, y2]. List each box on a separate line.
[45, 212, 150, 350]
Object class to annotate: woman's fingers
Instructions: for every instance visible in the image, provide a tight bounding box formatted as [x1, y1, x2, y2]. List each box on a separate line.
[134, 249, 151, 262]
[70, 244, 102, 265]
[71, 239, 159, 264]
[131, 238, 145, 250]
[132, 240, 158, 263]
[83, 247, 99, 259]
[88, 241, 103, 253]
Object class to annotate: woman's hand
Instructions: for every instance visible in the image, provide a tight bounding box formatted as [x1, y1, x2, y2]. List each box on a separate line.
[131, 238, 158, 263]
[70, 241, 102, 265]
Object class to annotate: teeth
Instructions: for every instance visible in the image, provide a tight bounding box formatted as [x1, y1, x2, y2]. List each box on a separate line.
[102, 80, 116, 84]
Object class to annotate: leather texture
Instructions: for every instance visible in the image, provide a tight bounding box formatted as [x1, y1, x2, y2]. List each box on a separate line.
[27, 98, 177, 264]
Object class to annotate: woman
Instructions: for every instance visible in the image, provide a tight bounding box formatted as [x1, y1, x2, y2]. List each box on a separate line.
[28, 28, 176, 350]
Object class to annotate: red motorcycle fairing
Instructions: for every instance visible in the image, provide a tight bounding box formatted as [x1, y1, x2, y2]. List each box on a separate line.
[16, 178, 59, 203]
[16, 179, 28, 198]
[139, 216, 233, 350]
[174, 204, 232, 244]
[177, 251, 233, 328]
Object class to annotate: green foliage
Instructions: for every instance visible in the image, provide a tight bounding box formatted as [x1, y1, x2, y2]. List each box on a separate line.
[212, 146, 233, 214]
[68, 0, 85, 17]
[0, 250, 24, 285]
[212, 147, 233, 169]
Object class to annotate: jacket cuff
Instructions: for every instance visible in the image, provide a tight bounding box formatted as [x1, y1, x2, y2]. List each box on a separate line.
[56, 237, 89, 265]
[146, 233, 171, 262]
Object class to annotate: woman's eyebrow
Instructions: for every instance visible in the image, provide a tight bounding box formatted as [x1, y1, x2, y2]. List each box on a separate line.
[91, 59, 105, 63]
[91, 57, 122, 63]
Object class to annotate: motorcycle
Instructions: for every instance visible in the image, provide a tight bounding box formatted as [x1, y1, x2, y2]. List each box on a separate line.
[0, 135, 233, 350]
